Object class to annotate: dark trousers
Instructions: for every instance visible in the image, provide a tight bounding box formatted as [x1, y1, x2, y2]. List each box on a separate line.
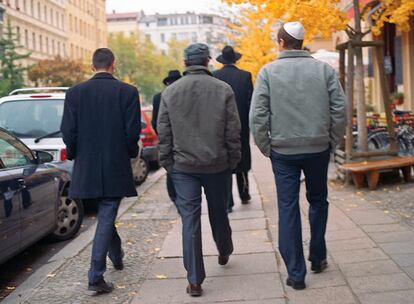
[88, 198, 123, 284]
[170, 168, 234, 284]
[166, 173, 177, 202]
[270, 149, 330, 283]
[228, 171, 250, 208]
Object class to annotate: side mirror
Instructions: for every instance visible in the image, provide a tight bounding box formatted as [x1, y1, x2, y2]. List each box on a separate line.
[35, 150, 54, 164]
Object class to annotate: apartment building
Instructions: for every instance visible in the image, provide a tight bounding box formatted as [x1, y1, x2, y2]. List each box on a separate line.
[67, 0, 107, 61]
[107, 11, 141, 37]
[107, 11, 230, 58]
[0, 3, 5, 34]
[0, 0, 107, 64]
[138, 12, 230, 57]
[1, 0, 67, 65]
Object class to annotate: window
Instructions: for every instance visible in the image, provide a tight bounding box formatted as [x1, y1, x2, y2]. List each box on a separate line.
[37, 1, 40, 20]
[157, 18, 167, 26]
[0, 138, 33, 168]
[57, 41, 60, 56]
[191, 32, 197, 43]
[44, 5, 47, 23]
[45, 37, 49, 54]
[39, 34, 43, 52]
[145, 34, 151, 42]
[30, 0, 34, 16]
[202, 16, 213, 24]
[160, 33, 165, 43]
[51, 39, 55, 54]
[32, 32, 36, 50]
[16, 26, 20, 44]
[24, 29, 28, 47]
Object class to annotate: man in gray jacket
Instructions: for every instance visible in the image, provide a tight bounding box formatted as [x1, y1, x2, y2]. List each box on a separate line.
[250, 22, 346, 290]
[157, 43, 241, 297]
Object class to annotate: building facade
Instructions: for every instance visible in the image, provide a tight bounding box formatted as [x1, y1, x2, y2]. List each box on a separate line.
[1, 0, 68, 65]
[107, 11, 230, 58]
[0, 0, 107, 64]
[107, 11, 141, 37]
[67, 0, 107, 61]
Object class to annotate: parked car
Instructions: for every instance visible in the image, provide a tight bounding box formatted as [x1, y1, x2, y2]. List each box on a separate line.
[141, 109, 160, 169]
[0, 87, 148, 185]
[0, 127, 83, 265]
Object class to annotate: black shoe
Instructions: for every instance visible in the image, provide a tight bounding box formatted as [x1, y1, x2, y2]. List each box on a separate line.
[186, 283, 203, 297]
[218, 255, 230, 266]
[241, 195, 251, 204]
[311, 259, 328, 273]
[227, 207, 233, 213]
[286, 278, 306, 290]
[88, 279, 114, 293]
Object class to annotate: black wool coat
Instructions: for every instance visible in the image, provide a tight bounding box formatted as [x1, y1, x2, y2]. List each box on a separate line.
[213, 65, 253, 172]
[61, 73, 141, 199]
[151, 92, 161, 134]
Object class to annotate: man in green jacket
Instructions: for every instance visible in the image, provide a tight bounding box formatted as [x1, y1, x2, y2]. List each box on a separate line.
[250, 22, 346, 290]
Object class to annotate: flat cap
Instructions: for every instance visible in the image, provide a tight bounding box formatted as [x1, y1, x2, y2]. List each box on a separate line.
[184, 43, 211, 61]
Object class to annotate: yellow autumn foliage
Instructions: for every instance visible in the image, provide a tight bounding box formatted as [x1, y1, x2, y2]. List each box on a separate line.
[224, 0, 348, 79]
[369, 0, 414, 35]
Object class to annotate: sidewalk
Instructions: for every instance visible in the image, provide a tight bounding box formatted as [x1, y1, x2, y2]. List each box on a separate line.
[133, 145, 414, 304]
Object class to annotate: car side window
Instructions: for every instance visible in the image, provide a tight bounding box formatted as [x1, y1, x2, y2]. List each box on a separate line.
[0, 132, 34, 168]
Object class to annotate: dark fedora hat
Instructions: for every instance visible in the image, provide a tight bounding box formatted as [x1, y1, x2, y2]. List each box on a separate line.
[163, 70, 182, 85]
[216, 46, 242, 64]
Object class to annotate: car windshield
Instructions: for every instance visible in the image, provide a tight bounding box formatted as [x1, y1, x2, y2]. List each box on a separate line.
[0, 99, 64, 138]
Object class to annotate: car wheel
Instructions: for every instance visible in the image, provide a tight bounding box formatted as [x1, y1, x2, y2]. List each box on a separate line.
[134, 157, 149, 185]
[50, 195, 84, 241]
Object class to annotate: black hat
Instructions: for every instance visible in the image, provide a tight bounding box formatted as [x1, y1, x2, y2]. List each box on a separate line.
[163, 70, 182, 85]
[216, 46, 242, 64]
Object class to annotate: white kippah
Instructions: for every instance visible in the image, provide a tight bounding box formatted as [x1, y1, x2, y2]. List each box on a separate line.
[283, 22, 305, 40]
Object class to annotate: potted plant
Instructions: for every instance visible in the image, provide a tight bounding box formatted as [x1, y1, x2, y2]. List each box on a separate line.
[391, 92, 404, 106]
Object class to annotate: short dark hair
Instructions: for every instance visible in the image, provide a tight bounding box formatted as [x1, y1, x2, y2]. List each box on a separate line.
[277, 27, 304, 50]
[184, 57, 209, 67]
[92, 48, 115, 69]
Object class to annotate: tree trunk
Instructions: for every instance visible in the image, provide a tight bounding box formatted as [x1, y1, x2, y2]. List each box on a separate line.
[353, 0, 368, 152]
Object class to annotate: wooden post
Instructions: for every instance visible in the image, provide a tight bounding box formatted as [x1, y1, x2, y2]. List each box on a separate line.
[375, 45, 398, 153]
[339, 48, 346, 89]
[345, 43, 355, 165]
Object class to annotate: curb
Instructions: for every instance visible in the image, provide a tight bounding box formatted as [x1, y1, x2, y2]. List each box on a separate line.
[2, 170, 166, 304]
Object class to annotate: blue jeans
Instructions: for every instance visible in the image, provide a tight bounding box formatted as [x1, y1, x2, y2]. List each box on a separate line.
[88, 198, 122, 284]
[270, 149, 330, 283]
[170, 168, 234, 284]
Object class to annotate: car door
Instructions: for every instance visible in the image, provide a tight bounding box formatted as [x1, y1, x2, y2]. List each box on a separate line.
[0, 161, 21, 264]
[0, 130, 58, 248]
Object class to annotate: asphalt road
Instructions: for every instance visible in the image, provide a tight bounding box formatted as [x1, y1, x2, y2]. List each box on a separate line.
[0, 171, 158, 302]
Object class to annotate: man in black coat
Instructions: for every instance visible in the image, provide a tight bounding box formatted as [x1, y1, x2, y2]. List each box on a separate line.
[152, 70, 182, 205]
[213, 46, 253, 212]
[61, 48, 141, 293]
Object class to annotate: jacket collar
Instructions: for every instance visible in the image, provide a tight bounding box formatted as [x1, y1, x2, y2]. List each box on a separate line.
[222, 64, 239, 70]
[184, 65, 213, 76]
[278, 50, 312, 60]
[91, 72, 117, 80]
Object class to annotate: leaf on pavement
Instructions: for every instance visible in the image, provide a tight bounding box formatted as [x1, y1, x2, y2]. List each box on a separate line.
[47, 273, 56, 278]
[156, 275, 168, 279]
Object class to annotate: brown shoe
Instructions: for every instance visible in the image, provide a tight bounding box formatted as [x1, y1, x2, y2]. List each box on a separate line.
[218, 255, 230, 266]
[186, 283, 203, 297]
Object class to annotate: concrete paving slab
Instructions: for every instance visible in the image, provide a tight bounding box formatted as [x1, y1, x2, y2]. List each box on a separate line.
[218, 300, 286, 304]
[158, 229, 274, 258]
[347, 273, 414, 294]
[325, 229, 367, 242]
[380, 241, 414, 254]
[368, 230, 414, 243]
[391, 253, 414, 267]
[281, 270, 346, 289]
[133, 273, 284, 304]
[357, 290, 414, 304]
[361, 223, 410, 233]
[330, 248, 389, 264]
[338, 259, 402, 277]
[149, 253, 279, 279]
[286, 286, 356, 304]
[327, 237, 377, 252]
[344, 209, 397, 225]
[229, 218, 267, 231]
[404, 266, 414, 280]
[228, 210, 265, 220]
